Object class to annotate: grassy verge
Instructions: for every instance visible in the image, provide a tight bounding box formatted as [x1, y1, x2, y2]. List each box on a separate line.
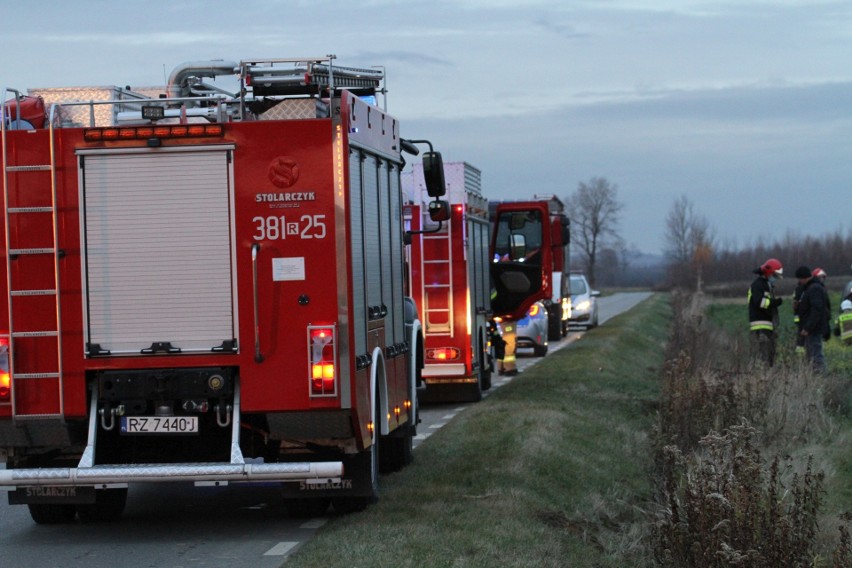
[708, 296, 852, 513]
[656, 293, 852, 565]
[286, 294, 669, 568]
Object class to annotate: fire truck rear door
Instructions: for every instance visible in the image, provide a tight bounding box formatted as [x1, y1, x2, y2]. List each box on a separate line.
[79, 147, 236, 355]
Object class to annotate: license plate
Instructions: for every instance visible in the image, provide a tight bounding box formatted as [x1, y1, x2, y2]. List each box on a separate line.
[120, 416, 199, 435]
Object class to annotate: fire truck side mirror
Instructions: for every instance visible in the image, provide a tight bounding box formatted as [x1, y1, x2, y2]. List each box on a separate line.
[560, 216, 570, 245]
[428, 200, 450, 222]
[422, 151, 446, 198]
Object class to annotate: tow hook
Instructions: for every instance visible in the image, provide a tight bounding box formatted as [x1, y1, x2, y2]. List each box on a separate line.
[214, 403, 232, 427]
[98, 403, 125, 431]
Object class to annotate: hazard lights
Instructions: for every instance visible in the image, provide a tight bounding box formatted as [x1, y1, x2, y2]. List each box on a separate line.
[0, 336, 10, 401]
[308, 325, 337, 397]
[83, 124, 224, 142]
[426, 347, 460, 362]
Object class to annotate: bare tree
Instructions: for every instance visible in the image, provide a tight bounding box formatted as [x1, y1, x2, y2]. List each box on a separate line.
[663, 195, 714, 290]
[567, 177, 624, 287]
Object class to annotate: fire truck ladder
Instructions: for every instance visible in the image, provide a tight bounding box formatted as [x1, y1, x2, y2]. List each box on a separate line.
[421, 217, 454, 336]
[1, 89, 64, 420]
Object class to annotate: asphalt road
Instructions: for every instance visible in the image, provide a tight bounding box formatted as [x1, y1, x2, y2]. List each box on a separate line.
[0, 292, 652, 567]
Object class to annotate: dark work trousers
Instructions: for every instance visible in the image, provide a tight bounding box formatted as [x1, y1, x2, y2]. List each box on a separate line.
[750, 329, 776, 367]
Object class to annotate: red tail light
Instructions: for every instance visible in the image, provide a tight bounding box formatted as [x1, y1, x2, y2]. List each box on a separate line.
[0, 372, 9, 400]
[0, 336, 9, 400]
[308, 326, 337, 397]
[426, 347, 460, 361]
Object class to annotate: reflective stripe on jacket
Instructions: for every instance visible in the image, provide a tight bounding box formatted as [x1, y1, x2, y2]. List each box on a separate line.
[748, 275, 778, 332]
[839, 312, 852, 344]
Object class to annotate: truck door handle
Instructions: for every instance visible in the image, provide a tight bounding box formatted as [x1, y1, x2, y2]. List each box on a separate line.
[252, 243, 264, 363]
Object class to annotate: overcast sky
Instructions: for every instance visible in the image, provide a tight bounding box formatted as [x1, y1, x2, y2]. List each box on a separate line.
[4, 0, 851, 255]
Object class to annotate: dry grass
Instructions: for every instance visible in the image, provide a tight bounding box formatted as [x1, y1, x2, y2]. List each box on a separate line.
[652, 291, 852, 566]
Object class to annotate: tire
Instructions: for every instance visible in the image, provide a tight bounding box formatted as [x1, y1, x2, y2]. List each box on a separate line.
[464, 376, 483, 403]
[533, 343, 548, 357]
[286, 497, 330, 518]
[547, 312, 562, 342]
[381, 427, 413, 473]
[335, 394, 381, 514]
[28, 503, 77, 524]
[76, 488, 128, 523]
[332, 496, 368, 515]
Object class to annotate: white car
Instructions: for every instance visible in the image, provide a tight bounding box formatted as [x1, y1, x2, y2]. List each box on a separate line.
[568, 273, 599, 329]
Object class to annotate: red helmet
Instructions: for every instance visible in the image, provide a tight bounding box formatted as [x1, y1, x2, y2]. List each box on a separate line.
[761, 258, 783, 278]
[812, 267, 827, 278]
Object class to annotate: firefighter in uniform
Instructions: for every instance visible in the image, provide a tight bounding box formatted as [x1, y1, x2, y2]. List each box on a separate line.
[500, 320, 518, 376]
[835, 299, 852, 345]
[748, 258, 784, 367]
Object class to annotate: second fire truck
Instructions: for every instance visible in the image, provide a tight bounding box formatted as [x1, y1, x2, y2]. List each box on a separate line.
[403, 161, 493, 402]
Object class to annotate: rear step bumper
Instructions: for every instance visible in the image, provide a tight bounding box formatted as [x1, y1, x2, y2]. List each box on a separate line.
[0, 460, 343, 487]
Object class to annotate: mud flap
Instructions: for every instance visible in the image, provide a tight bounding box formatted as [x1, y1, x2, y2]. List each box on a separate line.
[279, 451, 374, 500]
[9, 485, 96, 505]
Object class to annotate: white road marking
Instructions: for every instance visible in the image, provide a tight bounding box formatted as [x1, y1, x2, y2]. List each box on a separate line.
[300, 519, 327, 529]
[264, 542, 298, 556]
[429, 422, 447, 429]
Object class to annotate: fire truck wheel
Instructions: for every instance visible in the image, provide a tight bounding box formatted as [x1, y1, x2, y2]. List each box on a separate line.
[331, 496, 368, 514]
[76, 488, 128, 523]
[381, 427, 413, 473]
[285, 498, 330, 518]
[464, 379, 483, 403]
[547, 313, 562, 342]
[333, 395, 382, 514]
[27, 503, 77, 524]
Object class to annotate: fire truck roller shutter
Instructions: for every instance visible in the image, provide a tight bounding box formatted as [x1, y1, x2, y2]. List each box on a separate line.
[348, 149, 367, 356]
[388, 163, 405, 344]
[80, 148, 235, 354]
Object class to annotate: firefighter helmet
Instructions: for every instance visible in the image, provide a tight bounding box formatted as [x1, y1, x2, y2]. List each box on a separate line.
[812, 267, 827, 278]
[761, 258, 783, 278]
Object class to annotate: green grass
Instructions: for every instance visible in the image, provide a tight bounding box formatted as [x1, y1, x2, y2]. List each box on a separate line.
[285, 294, 669, 568]
[705, 294, 852, 558]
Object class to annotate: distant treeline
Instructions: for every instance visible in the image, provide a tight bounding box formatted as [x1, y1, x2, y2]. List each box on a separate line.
[585, 229, 852, 292]
[709, 229, 852, 285]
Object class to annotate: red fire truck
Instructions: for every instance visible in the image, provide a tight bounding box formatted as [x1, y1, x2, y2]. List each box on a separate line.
[490, 197, 571, 329]
[0, 56, 443, 522]
[403, 161, 493, 402]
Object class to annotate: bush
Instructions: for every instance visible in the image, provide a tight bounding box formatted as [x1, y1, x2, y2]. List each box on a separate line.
[655, 423, 825, 568]
[653, 291, 850, 565]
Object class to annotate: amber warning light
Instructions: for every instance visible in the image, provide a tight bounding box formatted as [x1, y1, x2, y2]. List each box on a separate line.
[308, 326, 337, 397]
[84, 123, 224, 142]
[426, 347, 460, 361]
[0, 336, 10, 401]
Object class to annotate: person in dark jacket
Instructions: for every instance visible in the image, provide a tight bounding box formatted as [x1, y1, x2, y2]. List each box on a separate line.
[795, 265, 830, 373]
[748, 258, 784, 367]
[792, 280, 806, 356]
